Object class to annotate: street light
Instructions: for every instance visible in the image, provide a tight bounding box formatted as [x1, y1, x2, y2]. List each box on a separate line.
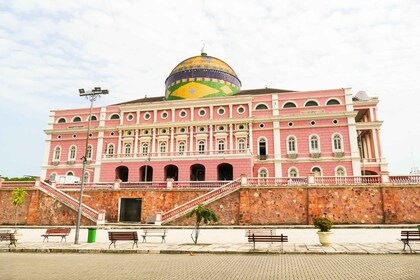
[74, 87, 109, 244]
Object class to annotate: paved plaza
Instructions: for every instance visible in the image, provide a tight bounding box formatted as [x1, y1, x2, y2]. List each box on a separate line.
[0, 227, 418, 254]
[1, 253, 419, 279]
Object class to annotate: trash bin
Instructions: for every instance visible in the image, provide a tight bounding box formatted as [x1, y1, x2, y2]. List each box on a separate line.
[87, 228, 97, 243]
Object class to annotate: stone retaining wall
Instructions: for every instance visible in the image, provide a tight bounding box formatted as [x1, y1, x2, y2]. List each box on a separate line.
[0, 185, 419, 225]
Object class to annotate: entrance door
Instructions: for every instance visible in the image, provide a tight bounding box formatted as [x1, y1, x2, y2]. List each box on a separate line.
[119, 198, 142, 222]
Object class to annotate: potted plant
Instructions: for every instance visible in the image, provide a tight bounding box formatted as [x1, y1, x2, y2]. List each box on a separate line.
[313, 215, 333, 246]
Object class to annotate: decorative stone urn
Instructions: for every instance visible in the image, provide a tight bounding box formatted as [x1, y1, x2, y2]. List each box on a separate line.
[317, 231, 333, 246]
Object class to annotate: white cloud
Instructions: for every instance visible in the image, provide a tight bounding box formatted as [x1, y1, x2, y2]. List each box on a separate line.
[0, 0, 419, 176]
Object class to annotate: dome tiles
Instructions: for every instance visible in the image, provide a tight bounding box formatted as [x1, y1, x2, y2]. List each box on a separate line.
[165, 53, 241, 100]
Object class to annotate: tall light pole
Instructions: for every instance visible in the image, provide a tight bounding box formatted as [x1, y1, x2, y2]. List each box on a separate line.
[74, 87, 109, 244]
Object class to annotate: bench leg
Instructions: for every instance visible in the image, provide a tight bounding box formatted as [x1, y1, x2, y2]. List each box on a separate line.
[142, 236, 146, 243]
[43, 236, 48, 243]
[109, 241, 116, 249]
[161, 236, 165, 243]
[132, 241, 138, 249]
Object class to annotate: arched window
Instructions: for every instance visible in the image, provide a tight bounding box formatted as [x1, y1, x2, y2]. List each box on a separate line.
[57, 118, 66, 123]
[66, 171, 74, 176]
[198, 140, 205, 154]
[49, 173, 57, 181]
[107, 144, 114, 155]
[141, 143, 148, 155]
[89, 115, 98, 121]
[289, 168, 298, 177]
[311, 167, 322, 176]
[86, 145, 93, 160]
[125, 143, 132, 155]
[54, 147, 61, 160]
[255, 104, 268, 110]
[310, 135, 319, 151]
[305, 100, 319, 107]
[160, 142, 167, 153]
[69, 146, 76, 160]
[72, 116, 81, 122]
[178, 141, 185, 154]
[218, 140, 225, 153]
[336, 167, 346, 177]
[237, 139, 246, 152]
[333, 134, 342, 151]
[287, 136, 296, 152]
[110, 114, 120, 120]
[259, 168, 268, 178]
[83, 172, 90, 183]
[258, 138, 267, 160]
[327, 99, 340, 105]
[283, 102, 297, 108]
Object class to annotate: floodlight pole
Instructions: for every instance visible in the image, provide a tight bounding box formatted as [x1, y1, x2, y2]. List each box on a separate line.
[74, 87, 109, 245]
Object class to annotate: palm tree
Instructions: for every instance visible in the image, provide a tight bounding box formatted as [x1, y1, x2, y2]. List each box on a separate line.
[11, 188, 27, 231]
[187, 204, 218, 244]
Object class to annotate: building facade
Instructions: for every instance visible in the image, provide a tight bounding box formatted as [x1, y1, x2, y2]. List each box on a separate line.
[41, 52, 388, 183]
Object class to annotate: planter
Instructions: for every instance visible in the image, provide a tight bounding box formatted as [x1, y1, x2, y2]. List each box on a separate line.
[317, 231, 333, 246]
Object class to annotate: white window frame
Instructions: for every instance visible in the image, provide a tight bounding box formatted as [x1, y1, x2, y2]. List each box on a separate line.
[287, 136, 297, 153]
[53, 146, 61, 161]
[69, 146, 77, 160]
[309, 135, 320, 152]
[332, 134, 343, 151]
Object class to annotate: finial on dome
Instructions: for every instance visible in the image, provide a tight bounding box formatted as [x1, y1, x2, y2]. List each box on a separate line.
[201, 40, 207, 56]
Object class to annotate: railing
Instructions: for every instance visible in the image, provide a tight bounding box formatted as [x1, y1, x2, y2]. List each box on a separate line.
[389, 175, 420, 184]
[315, 176, 381, 185]
[39, 181, 98, 221]
[161, 179, 241, 222]
[103, 149, 252, 159]
[0, 181, 37, 188]
[120, 182, 167, 189]
[172, 181, 225, 189]
[247, 177, 308, 186]
[56, 182, 114, 189]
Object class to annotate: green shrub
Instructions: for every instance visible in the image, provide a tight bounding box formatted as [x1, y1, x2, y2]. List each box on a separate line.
[313, 216, 333, 232]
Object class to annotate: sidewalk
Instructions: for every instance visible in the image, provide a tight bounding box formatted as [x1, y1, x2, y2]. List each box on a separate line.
[1, 226, 418, 254]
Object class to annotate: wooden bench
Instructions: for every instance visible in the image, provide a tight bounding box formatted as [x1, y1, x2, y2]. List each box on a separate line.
[0, 232, 17, 247]
[141, 229, 167, 243]
[41, 228, 71, 242]
[399, 230, 420, 253]
[248, 233, 288, 252]
[245, 229, 276, 238]
[108, 231, 139, 249]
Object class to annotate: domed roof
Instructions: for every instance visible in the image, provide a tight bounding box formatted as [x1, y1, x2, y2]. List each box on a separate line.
[165, 53, 241, 100]
[169, 54, 239, 77]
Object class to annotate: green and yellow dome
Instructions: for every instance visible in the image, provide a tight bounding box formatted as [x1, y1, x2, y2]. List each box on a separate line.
[165, 53, 241, 100]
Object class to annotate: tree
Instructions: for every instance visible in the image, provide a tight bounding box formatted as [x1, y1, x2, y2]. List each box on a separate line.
[187, 204, 218, 244]
[11, 188, 27, 230]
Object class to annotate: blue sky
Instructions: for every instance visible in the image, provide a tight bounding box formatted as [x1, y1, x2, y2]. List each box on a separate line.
[0, 0, 419, 177]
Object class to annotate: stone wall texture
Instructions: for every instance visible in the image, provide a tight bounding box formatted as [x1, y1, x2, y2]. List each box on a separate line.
[0, 185, 419, 226]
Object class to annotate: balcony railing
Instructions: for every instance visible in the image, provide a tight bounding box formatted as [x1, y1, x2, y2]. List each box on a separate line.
[103, 149, 252, 159]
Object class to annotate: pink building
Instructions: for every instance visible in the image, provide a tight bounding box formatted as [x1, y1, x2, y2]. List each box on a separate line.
[41, 52, 387, 183]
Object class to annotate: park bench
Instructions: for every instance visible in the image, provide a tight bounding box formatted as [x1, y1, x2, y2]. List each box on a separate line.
[108, 231, 139, 249]
[141, 229, 167, 243]
[399, 230, 420, 253]
[248, 233, 288, 251]
[245, 229, 276, 238]
[0, 232, 17, 247]
[41, 228, 71, 242]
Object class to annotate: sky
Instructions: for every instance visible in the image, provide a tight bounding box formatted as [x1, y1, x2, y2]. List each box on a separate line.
[0, 0, 419, 178]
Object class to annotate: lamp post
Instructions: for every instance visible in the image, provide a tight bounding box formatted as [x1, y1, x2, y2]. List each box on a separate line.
[74, 87, 109, 245]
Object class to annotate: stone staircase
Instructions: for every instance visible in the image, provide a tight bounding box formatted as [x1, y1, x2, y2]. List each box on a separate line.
[161, 178, 242, 224]
[38, 180, 101, 224]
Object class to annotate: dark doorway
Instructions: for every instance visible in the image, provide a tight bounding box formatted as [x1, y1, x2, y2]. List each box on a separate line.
[140, 165, 153, 182]
[218, 163, 233, 180]
[165, 165, 179, 181]
[259, 138, 267, 160]
[116, 166, 129, 182]
[119, 198, 142, 222]
[190, 164, 205, 181]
